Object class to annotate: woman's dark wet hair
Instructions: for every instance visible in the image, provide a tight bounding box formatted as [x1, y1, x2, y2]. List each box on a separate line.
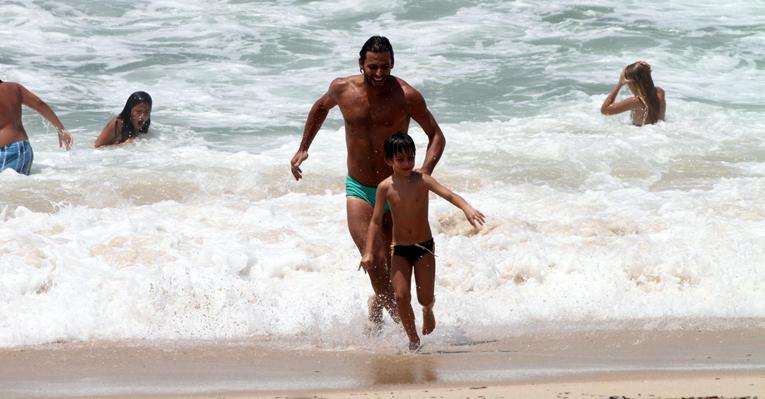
[118, 91, 152, 139]
[624, 62, 660, 125]
[359, 36, 394, 65]
[384, 132, 415, 160]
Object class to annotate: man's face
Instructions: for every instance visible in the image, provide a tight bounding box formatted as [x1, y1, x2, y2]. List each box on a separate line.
[360, 51, 393, 87]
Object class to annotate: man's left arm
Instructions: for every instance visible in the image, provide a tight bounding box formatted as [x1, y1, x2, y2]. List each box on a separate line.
[409, 89, 445, 175]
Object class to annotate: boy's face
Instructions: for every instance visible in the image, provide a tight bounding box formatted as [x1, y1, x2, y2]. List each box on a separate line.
[388, 151, 415, 175]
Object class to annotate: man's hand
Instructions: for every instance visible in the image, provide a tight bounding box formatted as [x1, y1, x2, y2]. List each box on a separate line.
[290, 150, 309, 180]
[57, 128, 73, 151]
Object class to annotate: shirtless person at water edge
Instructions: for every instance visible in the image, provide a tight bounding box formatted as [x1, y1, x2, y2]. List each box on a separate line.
[0, 80, 73, 175]
[290, 36, 446, 331]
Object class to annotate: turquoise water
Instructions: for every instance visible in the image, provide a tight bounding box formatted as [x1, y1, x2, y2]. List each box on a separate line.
[1, 1, 764, 348]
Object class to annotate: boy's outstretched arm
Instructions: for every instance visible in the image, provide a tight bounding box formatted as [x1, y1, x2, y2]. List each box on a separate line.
[422, 175, 486, 228]
[359, 182, 390, 273]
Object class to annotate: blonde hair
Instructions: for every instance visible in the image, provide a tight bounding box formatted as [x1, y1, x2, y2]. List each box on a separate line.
[625, 61, 660, 125]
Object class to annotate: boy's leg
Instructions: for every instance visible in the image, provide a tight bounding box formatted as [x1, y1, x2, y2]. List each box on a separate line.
[413, 253, 436, 335]
[390, 255, 419, 350]
[347, 198, 397, 329]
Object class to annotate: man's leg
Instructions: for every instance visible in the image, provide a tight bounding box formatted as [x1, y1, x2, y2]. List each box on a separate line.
[346, 197, 397, 328]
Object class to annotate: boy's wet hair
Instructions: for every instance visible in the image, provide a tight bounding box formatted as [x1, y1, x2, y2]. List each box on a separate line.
[384, 132, 415, 160]
[359, 36, 394, 65]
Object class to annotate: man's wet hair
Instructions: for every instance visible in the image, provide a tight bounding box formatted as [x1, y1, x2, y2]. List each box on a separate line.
[359, 36, 394, 65]
[384, 132, 415, 160]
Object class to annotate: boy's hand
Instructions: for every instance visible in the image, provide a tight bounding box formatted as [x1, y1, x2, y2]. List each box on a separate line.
[359, 253, 374, 273]
[464, 207, 486, 228]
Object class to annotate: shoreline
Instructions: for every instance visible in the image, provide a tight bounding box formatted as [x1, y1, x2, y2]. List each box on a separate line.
[2, 324, 764, 398]
[59, 372, 765, 399]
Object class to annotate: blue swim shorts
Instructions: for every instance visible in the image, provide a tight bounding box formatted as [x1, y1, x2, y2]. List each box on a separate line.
[0, 140, 34, 175]
[345, 175, 389, 212]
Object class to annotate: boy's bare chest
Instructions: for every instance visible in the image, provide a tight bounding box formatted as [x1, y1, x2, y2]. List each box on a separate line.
[389, 183, 428, 207]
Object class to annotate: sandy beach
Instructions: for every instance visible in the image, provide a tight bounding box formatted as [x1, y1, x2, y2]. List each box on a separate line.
[2, 322, 763, 399]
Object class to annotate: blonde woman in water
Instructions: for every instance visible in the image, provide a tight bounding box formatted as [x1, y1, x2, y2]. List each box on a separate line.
[601, 61, 665, 126]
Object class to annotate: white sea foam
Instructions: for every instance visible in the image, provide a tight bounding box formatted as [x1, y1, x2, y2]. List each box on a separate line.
[1, 1, 765, 348]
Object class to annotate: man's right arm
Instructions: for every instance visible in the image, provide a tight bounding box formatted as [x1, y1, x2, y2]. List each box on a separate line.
[290, 81, 340, 181]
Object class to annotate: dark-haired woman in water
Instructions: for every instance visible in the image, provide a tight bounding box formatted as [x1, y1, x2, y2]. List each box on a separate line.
[95, 91, 152, 147]
[601, 61, 665, 126]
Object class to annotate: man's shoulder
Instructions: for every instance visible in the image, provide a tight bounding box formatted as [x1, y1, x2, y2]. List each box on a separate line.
[0, 81, 22, 91]
[0, 82, 23, 101]
[392, 77, 424, 102]
[390, 76, 414, 89]
[330, 75, 362, 90]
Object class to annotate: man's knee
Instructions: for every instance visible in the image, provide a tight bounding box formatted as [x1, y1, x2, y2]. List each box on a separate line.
[394, 290, 411, 305]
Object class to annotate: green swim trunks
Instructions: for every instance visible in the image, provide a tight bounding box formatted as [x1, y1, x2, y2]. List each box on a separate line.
[345, 175, 390, 212]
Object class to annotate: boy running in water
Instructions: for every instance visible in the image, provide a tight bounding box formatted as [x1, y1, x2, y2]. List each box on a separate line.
[360, 132, 485, 351]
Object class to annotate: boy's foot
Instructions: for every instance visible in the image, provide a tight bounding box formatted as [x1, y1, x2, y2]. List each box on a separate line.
[422, 305, 436, 335]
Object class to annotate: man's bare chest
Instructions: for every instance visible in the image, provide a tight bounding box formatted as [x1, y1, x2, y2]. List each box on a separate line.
[337, 96, 409, 128]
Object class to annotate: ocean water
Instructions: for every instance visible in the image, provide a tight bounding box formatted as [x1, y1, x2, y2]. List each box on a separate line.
[1, 0, 765, 349]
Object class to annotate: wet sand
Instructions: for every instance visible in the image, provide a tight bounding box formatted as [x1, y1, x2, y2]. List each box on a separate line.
[2, 325, 763, 398]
